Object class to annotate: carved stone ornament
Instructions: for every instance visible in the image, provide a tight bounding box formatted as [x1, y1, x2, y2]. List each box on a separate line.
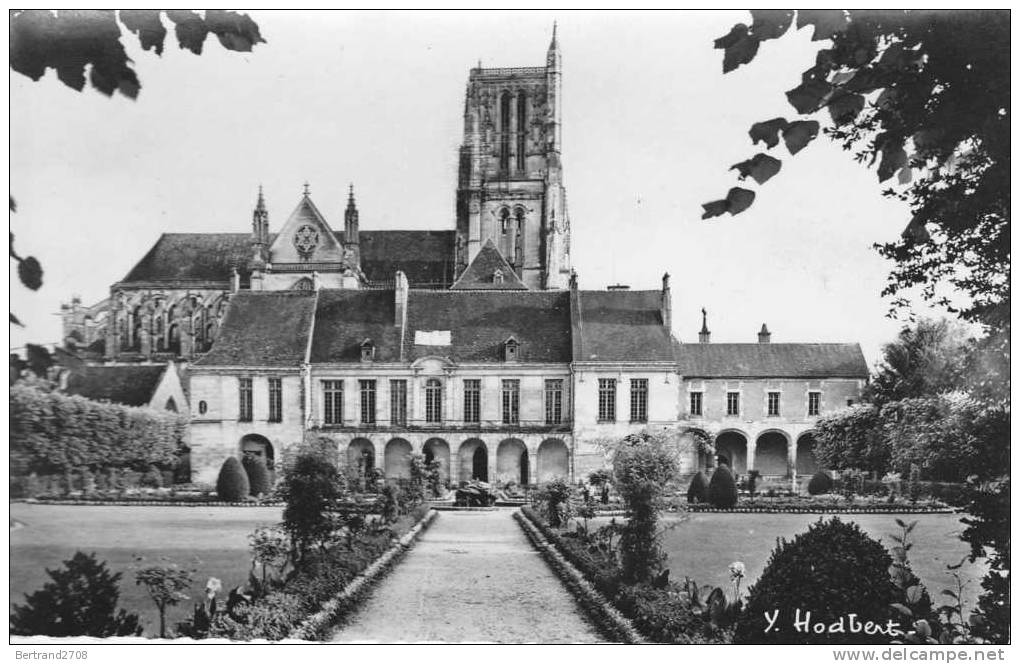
[294, 224, 320, 259]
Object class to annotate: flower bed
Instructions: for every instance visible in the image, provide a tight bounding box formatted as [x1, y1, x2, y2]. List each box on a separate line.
[195, 505, 434, 641]
[518, 506, 731, 644]
[684, 496, 954, 514]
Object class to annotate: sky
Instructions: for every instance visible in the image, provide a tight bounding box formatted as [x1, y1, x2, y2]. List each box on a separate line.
[9, 10, 949, 367]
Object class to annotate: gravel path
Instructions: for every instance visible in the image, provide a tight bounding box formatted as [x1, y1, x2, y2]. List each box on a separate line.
[330, 509, 605, 643]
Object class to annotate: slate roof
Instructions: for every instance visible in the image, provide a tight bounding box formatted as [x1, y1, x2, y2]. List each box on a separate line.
[120, 233, 257, 284]
[359, 231, 456, 287]
[194, 291, 317, 367]
[676, 343, 869, 378]
[574, 290, 676, 362]
[63, 364, 167, 407]
[310, 290, 403, 363]
[405, 290, 571, 363]
[450, 240, 527, 290]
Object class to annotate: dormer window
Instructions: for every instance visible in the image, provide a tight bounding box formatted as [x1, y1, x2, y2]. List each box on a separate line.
[493, 269, 504, 284]
[503, 336, 519, 362]
[360, 338, 375, 362]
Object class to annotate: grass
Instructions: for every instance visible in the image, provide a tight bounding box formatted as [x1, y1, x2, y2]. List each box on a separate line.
[10, 503, 282, 637]
[591, 512, 986, 614]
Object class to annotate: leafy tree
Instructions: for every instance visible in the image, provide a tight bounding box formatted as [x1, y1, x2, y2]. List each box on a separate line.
[242, 453, 272, 497]
[278, 453, 346, 563]
[10, 9, 264, 325]
[705, 10, 1008, 333]
[686, 471, 709, 503]
[960, 477, 1010, 643]
[612, 430, 680, 582]
[215, 456, 250, 501]
[11, 551, 142, 637]
[707, 465, 738, 508]
[865, 318, 972, 405]
[812, 403, 889, 474]
[136, 564, 193, 638]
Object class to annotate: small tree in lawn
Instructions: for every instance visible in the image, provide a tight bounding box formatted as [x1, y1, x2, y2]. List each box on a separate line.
[708, 465, 739, 508]
[11, 551, 142, 637]
[248, 525, 292, 590]
[612, 430, 680, 583]
[135, 564, 193, 639]
[278, 452, 346, 564]
[216, 456, 249, 501]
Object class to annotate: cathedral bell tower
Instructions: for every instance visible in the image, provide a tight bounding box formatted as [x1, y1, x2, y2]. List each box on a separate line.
[455, 24, 571, 290]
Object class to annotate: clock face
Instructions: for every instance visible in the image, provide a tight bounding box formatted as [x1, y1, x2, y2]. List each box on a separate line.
[293, 225, 320, 258]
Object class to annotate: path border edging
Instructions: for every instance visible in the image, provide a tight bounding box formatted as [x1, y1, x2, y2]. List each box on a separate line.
[514, 509, 645, 644]
[288, 508, 439, 641]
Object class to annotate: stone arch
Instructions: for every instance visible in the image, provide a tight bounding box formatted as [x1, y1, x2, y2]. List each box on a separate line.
[496, 438, 529, 486]
[292, 277, 314, 291]
[384, 438, 413, 480]
[537, 438, 569, 483]
[423, 438, 450, 484]
[715, 429, 748, 475]
[347, 437, 375, 478]
[678, 427, 713, 472]
[458, 438, 488, 483]
[240, 433, 274, 470]
[796, 432, 820, 475]
[755, 430, 791, 477]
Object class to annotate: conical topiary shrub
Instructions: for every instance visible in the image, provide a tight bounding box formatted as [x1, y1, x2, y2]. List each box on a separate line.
[687, 471, 709, 503]
[734, 517, 902, 644]
[807, 470, 834, 495]
[242, 455, 272, 497]
[707, 465, 738, 508]
[216, 457, 249, 501]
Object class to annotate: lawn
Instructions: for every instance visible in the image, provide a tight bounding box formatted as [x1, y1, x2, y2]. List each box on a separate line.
[10, 503, 283, 637]
[593, 512, 986, 614]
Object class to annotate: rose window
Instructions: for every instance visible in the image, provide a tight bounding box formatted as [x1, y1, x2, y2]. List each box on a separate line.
[293, 225, 320, 260]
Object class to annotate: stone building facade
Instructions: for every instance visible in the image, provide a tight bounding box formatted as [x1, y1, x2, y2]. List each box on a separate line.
[61, 30, 869, 488]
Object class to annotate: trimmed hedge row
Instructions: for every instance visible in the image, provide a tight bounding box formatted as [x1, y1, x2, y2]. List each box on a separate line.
[685, 503, 954, 514]
[10, 384, 186, 474]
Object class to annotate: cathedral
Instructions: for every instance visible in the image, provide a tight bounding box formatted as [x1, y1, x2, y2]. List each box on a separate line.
[60, 30, 868, 488]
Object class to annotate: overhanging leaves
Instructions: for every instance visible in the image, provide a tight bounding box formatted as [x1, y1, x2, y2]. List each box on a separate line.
[796, 10, 849, 41]
[827, 89, 866, 125]
[749, 118, 789, 148]
[782, 120, 820, 154]
[18, 257, 43, 291]
[730, 153, 782, 185]
[701, 187, 756, 219]
[750, 10, 794, 40]
[786, 79, 833, 114]
[713, 23, 760, 73]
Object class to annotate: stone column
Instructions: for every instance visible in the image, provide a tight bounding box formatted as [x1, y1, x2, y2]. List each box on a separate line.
[746, 436, 757, 474]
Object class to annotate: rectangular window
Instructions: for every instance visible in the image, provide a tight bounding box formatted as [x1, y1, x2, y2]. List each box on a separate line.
[726, 391, 740, 416]
[238, 377, 253, 422]
[689, 391, 703, 417]
[323, 380, 343, 425]
[767, 391, 781, 416]
[808, 391, 821, 416]
[502, 379, 520, 425]
[545, 379, 563, 425]
[425, 379, 443, 423]
[630, 378, 648, 422]
[598, 378, 616, 422]
[360, 380, 377, 425]
[390, 380, 407, 426]
[268, 377, 282, 423]
[463, 379, 481, 424]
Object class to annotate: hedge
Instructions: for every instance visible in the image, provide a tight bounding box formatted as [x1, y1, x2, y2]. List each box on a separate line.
[10, 384, 187, 474]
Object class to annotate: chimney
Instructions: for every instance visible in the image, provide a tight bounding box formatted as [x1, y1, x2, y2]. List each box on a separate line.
[394, 271, 409, 361]
[758, 323, 771, 343]
[698, 307, 711, 343]
[394, 271, 409, 328]
[661, 273, 672, 330]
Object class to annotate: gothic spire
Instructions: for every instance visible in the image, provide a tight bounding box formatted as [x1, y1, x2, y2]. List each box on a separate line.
[550, 21, 558, 50]
[699, 307, 711, 343]
[344, 182, 360, 245]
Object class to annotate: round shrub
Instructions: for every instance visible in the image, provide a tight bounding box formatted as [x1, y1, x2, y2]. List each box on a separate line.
[734, 517, 902, 645]
[807, 470, 834, 495]
[242, 455, 272, 497]
[707, 465, 738, 508]
[216, 457, 250, 501]
[687, 471, 709, 503]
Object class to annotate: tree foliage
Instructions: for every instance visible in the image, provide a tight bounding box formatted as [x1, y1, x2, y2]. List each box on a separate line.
[278, 453, 346, 563]
[612, 431, 680, 582]
[11, 551, 142, 637]
[706, 10, 1009, 331]
[216, 457, 250, 502]
[707, 465, 738, 508]
[10, 383, 186, 475]
[812, 403, 889, 474]
[135, 564, 193, 639]
[865, 318, 973, 405]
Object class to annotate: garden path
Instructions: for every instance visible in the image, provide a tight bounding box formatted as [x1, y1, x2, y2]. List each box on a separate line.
[329, 509, 605, 643]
